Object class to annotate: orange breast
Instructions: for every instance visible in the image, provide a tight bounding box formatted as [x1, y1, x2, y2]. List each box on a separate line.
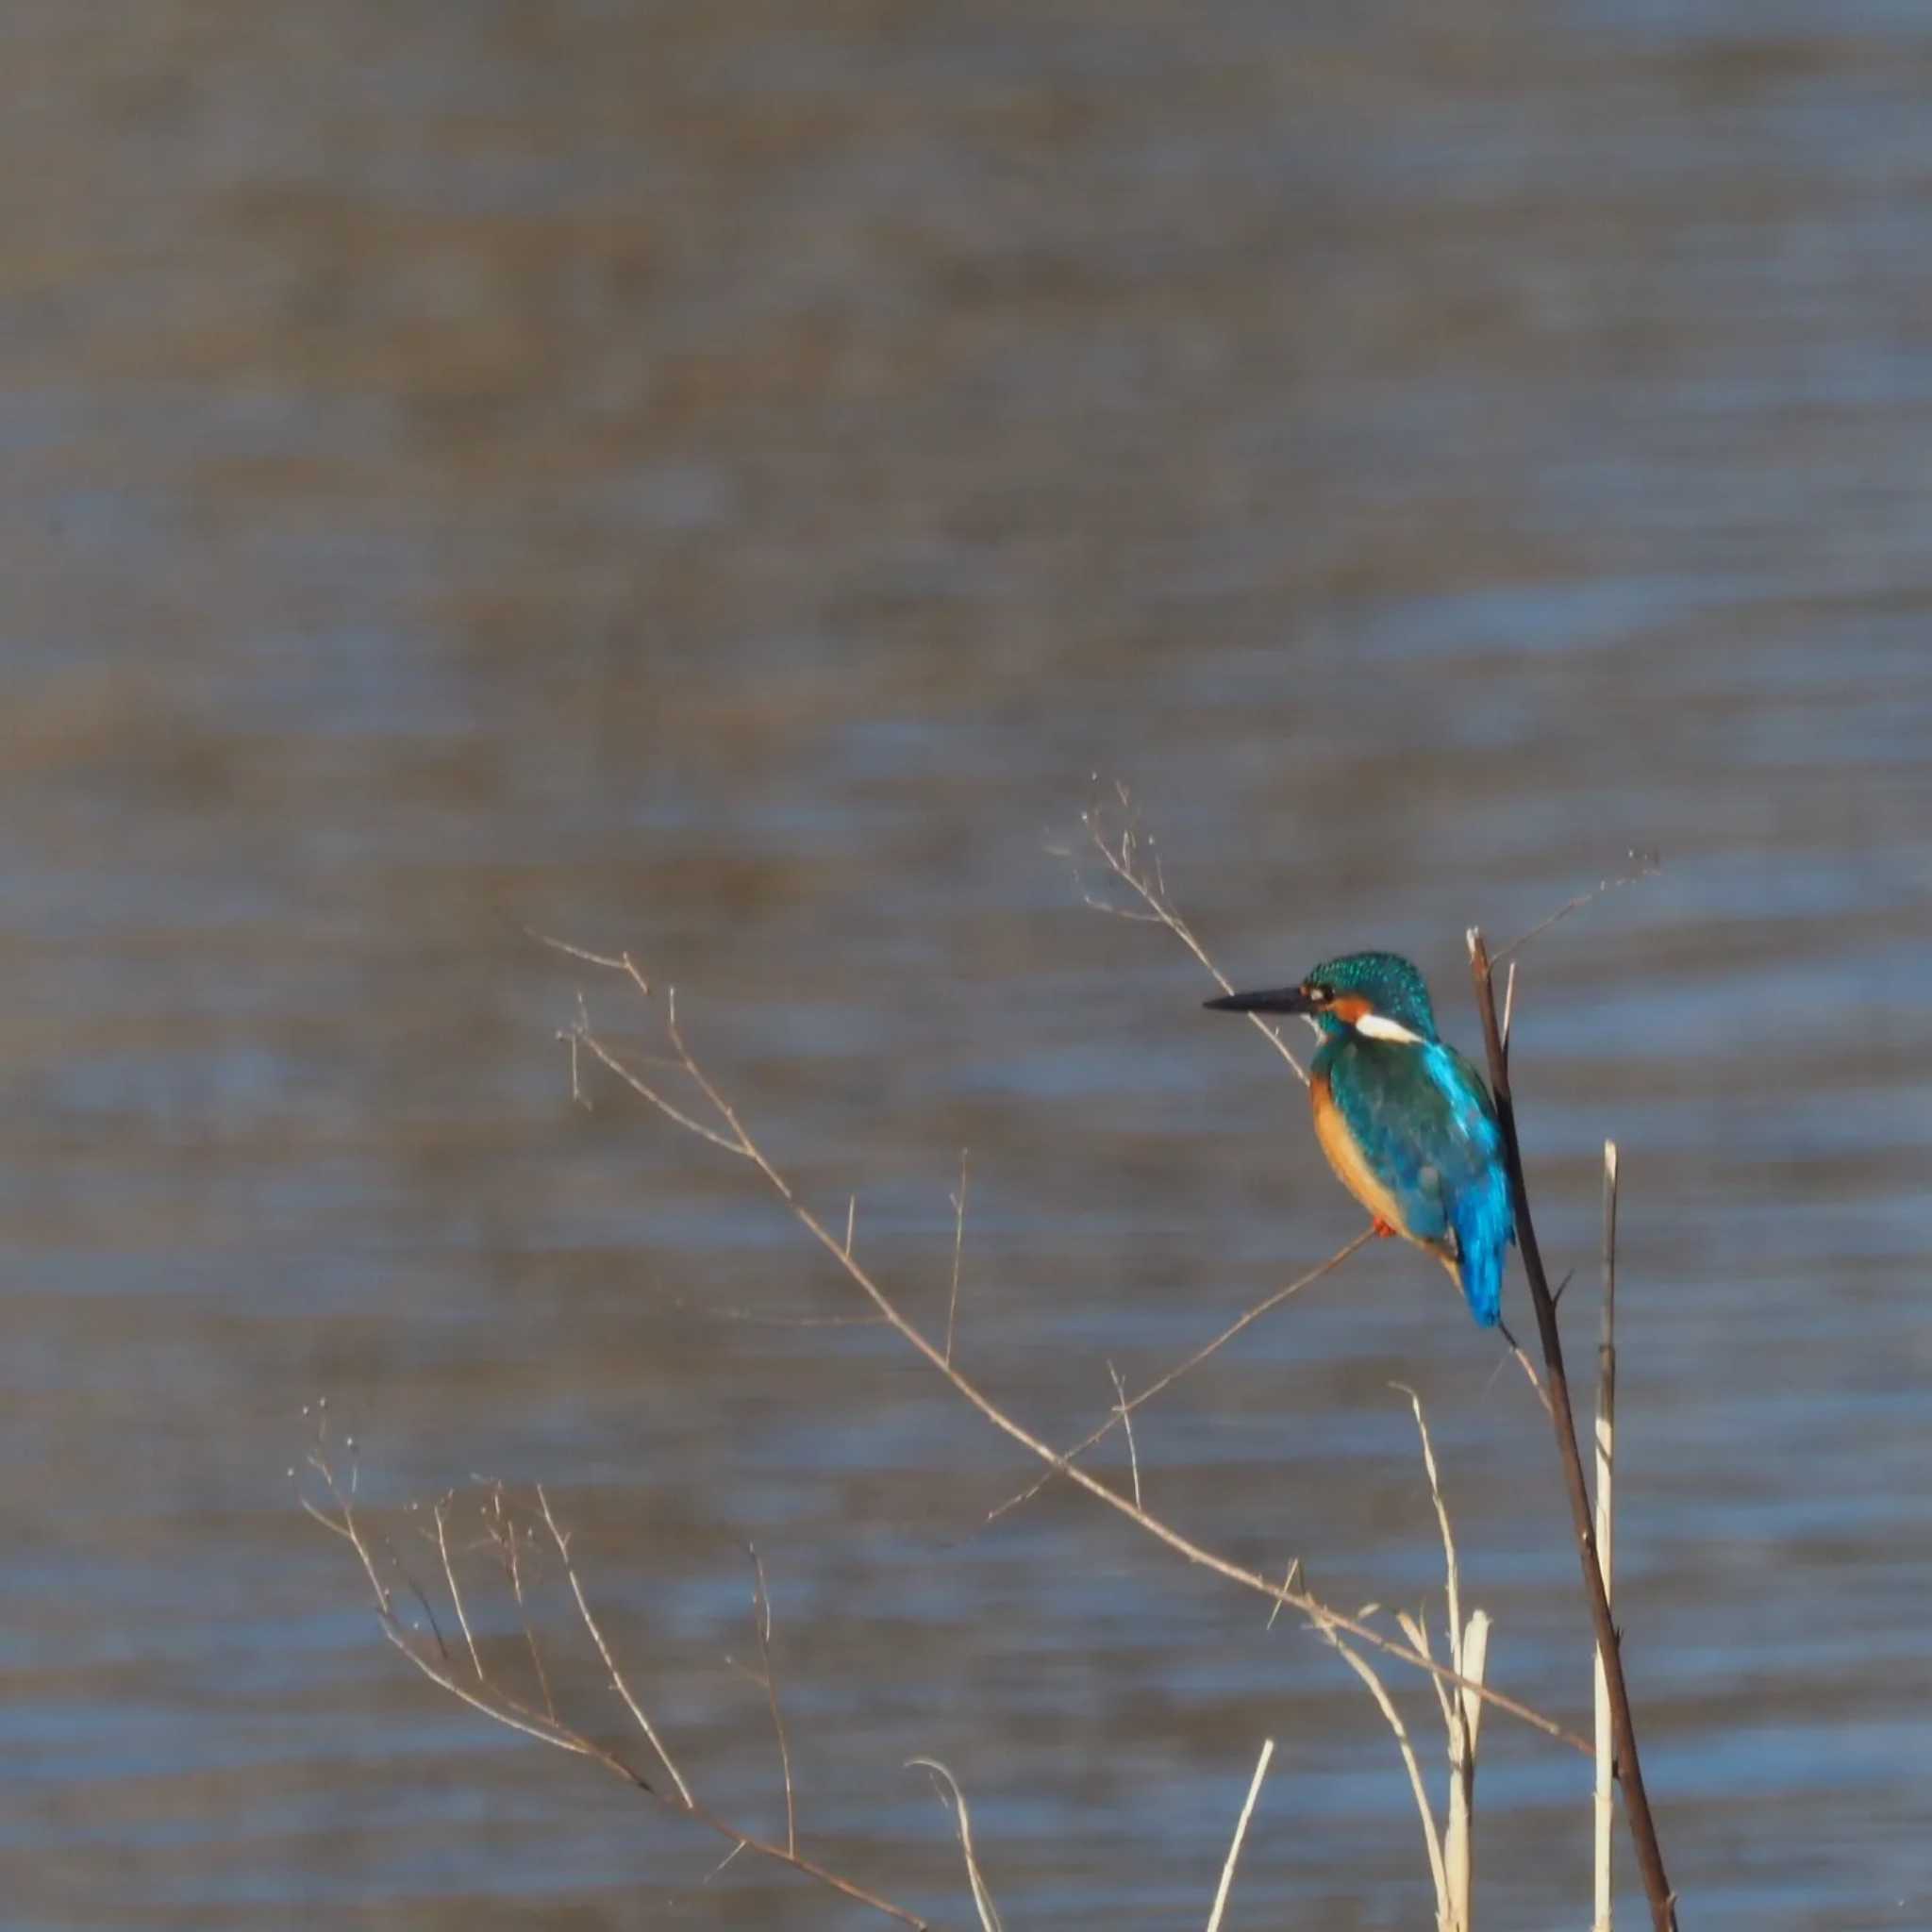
[1310, 1068, 1409, 1236]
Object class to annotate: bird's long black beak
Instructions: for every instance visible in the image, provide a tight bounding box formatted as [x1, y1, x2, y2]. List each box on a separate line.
[1204, 985, 1319, 1015]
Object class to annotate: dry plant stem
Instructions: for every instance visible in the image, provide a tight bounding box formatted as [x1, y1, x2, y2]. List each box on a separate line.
[1107, 1359, 1142, 1509]
[307, 1455, 950, 1932]
[1204, 1737, 1274, 1932]
[566, 993, 1589, 1756]
[1594, 1141, 1620, 1932]
[536, 1482, 695, 1807]
[750, 1544, 797, 1857]
[1390, 1388, 1486, 1932]
[1466, 932, 1674, 1931]
[945, 1151, 968, 1367]
[1080, 791, 1309, 1086]
[434, 1497, 483, 1679]
[1322, 1624, 1450, 1920]
[1442, 1611, 1490, 1932]
[984, 1229, 1373, 1524]
[908, 1759, 1003, 1932]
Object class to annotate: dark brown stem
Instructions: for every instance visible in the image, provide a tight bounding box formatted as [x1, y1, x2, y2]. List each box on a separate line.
[1467, 931, 1677, 1932]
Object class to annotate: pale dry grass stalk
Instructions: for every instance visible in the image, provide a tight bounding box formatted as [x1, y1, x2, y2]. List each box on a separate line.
[1204, 1736, 1274, 1932]
[1320, 1624, 1451, 1918]
[749, 1543, 796, 1857]
[1594, 1140, 1620, 1932]
[908, 1758, 1004, 1932]
[542, 940, 1586, 1754]
[1441, 1611, 1490, 1932]
[945, 1150, 968, 1367]
[1306, 1389, 1492, 1932]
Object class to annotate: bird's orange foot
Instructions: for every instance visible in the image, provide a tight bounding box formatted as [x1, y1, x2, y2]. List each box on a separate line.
[1370, 1216, 1397, 1239]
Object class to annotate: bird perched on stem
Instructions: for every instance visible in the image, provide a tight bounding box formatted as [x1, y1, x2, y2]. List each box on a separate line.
[1206, 951, 1514, 1327]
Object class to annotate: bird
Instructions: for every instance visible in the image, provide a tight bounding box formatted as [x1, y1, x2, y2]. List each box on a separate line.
[1205, 951, 1515, 1327]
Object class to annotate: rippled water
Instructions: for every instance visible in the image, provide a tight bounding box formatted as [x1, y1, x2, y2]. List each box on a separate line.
[4, 4, 1929, 1927]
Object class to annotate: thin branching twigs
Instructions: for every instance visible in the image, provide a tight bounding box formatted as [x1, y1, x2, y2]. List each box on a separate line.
[302, 1447, 951, 1932]
[559, 962, 1589, 1756]
[1467, 932, 1675, 1931]
[1071, 786, 1310, 1086]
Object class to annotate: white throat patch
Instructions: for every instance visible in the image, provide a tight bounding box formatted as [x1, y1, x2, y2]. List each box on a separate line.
[1355, 1011, 1426, 1045]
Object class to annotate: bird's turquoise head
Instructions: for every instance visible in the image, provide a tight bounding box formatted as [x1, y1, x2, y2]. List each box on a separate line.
[1205, 950, 1440, 1043]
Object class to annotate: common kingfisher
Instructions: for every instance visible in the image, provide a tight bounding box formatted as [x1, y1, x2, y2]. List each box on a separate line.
[1206, 952, 1515, 1327]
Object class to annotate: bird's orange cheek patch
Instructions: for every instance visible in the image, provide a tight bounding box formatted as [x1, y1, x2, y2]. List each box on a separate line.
[1328, 993, 1371, 1025]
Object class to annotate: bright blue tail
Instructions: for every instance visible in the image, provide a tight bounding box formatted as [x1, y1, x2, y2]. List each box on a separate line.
[1452, 1170, 1514, 1327]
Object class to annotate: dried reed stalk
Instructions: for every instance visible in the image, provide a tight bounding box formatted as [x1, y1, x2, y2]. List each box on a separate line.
[1594, 1141, 1620, 1931]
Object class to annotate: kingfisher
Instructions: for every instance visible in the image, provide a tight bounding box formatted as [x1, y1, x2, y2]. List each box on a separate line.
[1206, 952, 1515, 1327]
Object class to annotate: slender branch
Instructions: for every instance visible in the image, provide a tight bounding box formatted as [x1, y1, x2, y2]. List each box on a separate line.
[1467, 931, 1675, 1930]
[1204, 1737, 1274, 1932]
[1074, 785, 1310, 1086]
[536, 1482, 695, 1807]
[945, 1151, 968, 1367]
[435, 1496, 484, 1679]
[984, 1229, 1371, 1524]
[750, 1543, 797, 1858]
[560, 972, 1588, 1755]
[1594, 1141, 1620, 1932]
[1491, 852, 1661, 963]
[1107, 1359, 1141, 1510]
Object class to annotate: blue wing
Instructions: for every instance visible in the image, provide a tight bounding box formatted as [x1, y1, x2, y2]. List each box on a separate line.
[1324, 1038, 1515, 1325]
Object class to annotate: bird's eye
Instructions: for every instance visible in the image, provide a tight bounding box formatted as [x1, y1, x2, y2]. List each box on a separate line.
[1306, 984, 1332, 1004]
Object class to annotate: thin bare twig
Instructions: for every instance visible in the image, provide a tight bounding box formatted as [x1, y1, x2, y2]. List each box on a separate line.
[1204, 1738, 1274, 1932]
[435, 1496, 483, 1680]
[489, 1491, 558, 1721]
[1071, 784, 1309, 1086]
[1468, 929, 1674, 1929]
[557, 958, 1588, 1755]
[1491, 851, 1661, 963]
[986, 1229, 1371, 1524]
[750, 1544, 797, 1857]
[1394, 1387, 1461, 1659]
[536, 1482, 695, 1807]
[945, 1152, 968, 1367]
[1107, 1359, 1141, 1510]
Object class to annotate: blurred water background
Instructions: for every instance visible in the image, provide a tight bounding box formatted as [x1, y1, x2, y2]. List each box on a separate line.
[4, 3, 1929, 1926]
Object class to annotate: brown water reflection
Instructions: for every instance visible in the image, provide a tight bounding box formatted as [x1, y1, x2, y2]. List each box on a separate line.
[4, 3, 1929, 1926]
